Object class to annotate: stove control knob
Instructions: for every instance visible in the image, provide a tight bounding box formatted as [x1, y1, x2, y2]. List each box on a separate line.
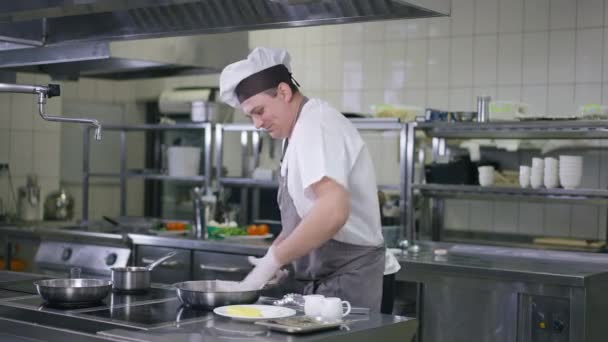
[105, 253, 118, 266]
[61, 248, 72, 261]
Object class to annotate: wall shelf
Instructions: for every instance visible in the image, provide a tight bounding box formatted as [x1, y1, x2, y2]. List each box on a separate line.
[413, 184, 608, 204]
[417, 120, 608, 139]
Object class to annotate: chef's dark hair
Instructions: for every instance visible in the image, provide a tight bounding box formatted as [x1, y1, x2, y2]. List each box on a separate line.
[235, 64, 299, 103]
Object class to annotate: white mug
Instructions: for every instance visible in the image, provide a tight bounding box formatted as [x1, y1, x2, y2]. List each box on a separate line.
[319, 297, 351, 322]
[303, 294, 325, 317]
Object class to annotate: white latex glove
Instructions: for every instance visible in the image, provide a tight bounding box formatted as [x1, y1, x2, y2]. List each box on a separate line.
[240, 247, 282, 290]
[248, 254, 289, 285]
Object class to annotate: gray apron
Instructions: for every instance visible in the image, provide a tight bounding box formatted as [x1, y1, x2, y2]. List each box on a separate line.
[278, 98, 385, 312]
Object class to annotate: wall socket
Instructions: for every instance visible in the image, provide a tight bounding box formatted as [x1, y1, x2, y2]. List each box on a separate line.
[0, 163, 9, 172]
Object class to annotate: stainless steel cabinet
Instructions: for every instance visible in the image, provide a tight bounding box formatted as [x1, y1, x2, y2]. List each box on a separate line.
[193, 251, 252, 282]
[137, 246, 191, 283]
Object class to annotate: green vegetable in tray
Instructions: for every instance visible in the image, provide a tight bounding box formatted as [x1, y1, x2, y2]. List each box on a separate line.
[207, 225, 247, 239]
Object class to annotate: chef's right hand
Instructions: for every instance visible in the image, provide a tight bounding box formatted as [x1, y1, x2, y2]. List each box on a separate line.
[243, 247, 287, 288]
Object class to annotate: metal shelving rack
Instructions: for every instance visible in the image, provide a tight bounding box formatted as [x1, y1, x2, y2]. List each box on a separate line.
[214, 119, 413, 231]
[407, 120, 608, 245]
[82, 123, 213, 222]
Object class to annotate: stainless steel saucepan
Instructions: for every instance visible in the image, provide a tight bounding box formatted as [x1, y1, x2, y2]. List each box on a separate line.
[111, 251, 177, 292]
[173, 280, 260, 309]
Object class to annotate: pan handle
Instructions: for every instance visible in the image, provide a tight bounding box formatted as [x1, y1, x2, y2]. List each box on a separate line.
[142, 257, 181, 268]
[199, 264, 248, 273]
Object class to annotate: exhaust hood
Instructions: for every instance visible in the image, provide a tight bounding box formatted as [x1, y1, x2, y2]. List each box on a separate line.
[0, 0, 449, 79]
[0, 33, 248, 80]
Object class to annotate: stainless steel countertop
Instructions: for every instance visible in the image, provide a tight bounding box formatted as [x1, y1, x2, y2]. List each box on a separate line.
[127, 233, 270, 256]
[395, 241, 608, 287]
[98, 314, 417, 342]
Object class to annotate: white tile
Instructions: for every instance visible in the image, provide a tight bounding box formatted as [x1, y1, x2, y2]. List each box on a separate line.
[493, 201, 519, 233]
[403, 88, 427, 107]
[449, 87, 474, 111]
[16, 73, 35, 84]
[9, 130, 33, 176]
[363, 41, 385, 89]
[451, 0, 475, 35]
[362, 90, 383, 113]
[497, 34, 523, 85]
[576, 28, 603, 83]
[112, 81, 135, 104]
[342, 45, 363, 90]
[549, 0, 577, 30]
[362, 22, 385, 42]
[548, 30, 576, 84]
[518, 203, 543, 234]
[342, 90, 364, 113]
[407, 19, 429, 39]
[473, 35, 498, 86]
[577, 0, 604, 28]
[450, 37, 474, 87]
[522, 31, 549, 85]
[427, 39, 450, 87]
[383, 42, 406, 89]
[0, 94, 10, 129]
[574, 83, 602, 108]
[341, 23, 364, 44]
[76, 79, 96, 101]
[95, 80, 114, 102]
[427, 88, 450, 109]
[10, 95, 34, 131]
[405, 40, 428, 88]
[0, 129, 8, 163]
[475, 0, 499, 34]
[524, 0, 550, 31]
[428, 17, 451, 38]
[384, 20, 408, 41]
[323, 45, 343, 91]
[444, 199, 470, 230]
[322, 25, 342, 45]
[269, 29, 287, 48]
[473, 86, 497, 99]
[522, 85, 548, 115]
[543, 204, 571, 237]
[469, 200, 494, 231]
[383, 89, 406, 105]
[570, 205, 599, 238]
[499, 0, 524, 33]
[304, 26, 323, 46]
[497, 86, 522, 101]
[547, 84, 575, 117]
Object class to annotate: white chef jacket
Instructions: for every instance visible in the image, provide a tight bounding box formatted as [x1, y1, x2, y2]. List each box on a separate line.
[280, 98, 384, 247]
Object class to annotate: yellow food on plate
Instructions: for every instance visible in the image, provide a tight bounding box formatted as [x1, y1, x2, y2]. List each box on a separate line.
[226, 306, 263, 317]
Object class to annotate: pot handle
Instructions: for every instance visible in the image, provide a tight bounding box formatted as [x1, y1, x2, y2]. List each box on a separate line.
[146, 251, 178, 271]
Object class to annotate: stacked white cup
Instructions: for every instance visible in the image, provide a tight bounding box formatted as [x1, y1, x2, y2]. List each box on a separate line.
[519, 166, 531, 188]
[478, 166, 495, 187]
[559, 155, 583, 189]
[530, 158, 544, 189]
[543, 157, 559, 189]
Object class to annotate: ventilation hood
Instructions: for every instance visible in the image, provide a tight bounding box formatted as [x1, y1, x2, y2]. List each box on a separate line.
[0, 0, 449, 80]
[0, 33, 248, 80]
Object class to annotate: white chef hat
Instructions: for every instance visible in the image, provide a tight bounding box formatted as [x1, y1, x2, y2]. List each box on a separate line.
[219, 47, 298, 108]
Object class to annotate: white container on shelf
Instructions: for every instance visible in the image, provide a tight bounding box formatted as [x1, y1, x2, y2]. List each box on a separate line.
[167, 146, 201, 177]
[519, 166, 531, 188]
[478, 166, 495, 187]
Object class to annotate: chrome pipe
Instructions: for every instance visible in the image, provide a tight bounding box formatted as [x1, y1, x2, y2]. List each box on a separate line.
[37, 93, 102, 140]
[0, 82, 102, 140]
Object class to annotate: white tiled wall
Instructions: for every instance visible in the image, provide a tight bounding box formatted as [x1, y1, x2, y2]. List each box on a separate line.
[248, 0, 608, 239]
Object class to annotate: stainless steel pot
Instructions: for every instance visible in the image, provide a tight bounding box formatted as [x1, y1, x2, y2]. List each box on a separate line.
[34, 278, 112, 306]
[174, 280, 260, 309]
[111, 251, 177, 292]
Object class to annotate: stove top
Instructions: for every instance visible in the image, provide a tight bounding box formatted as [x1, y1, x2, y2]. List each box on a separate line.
[0, 278, 53, 294]
[80, 298, 212, 329]
[3, 287, 177, 313]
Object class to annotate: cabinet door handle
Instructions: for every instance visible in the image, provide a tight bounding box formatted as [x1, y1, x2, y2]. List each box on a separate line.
[199, 264, 248, 273]
[142, 258, 181, 268]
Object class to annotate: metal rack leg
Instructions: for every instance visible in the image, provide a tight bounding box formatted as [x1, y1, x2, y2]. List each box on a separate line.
[404, 123, 417, 246]
[204, 123, 213, 195]
[82, 126, 90, 223]
[120, 130, 127, 216]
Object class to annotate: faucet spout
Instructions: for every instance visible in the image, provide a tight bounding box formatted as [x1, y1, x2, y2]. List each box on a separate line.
[37, 92, 102, 141]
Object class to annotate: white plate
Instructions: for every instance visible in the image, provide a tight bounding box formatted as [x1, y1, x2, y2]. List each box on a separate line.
[214, 305, 296, 322]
